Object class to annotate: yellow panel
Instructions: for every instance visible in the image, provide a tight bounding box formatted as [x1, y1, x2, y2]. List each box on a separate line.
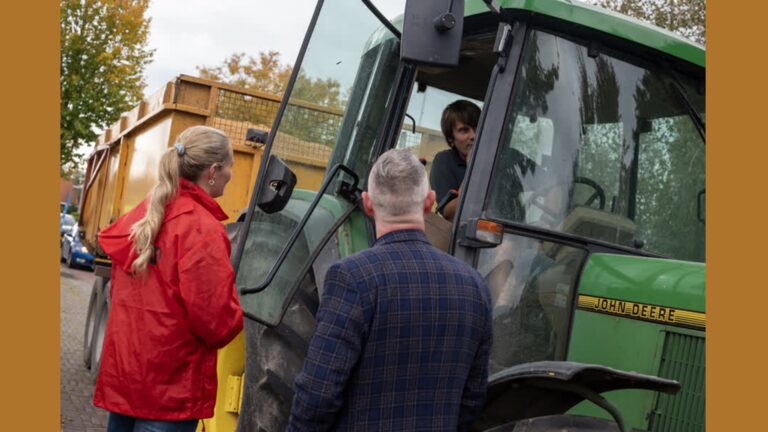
[98, 148, 121, 229]
[169, 111, 208, 145]
[119, 117, 172, 214]
[215, 148, 260, 223]
[223, 375, 242, 413]
[290, 160, 326, 192]
[175, 79, 212, 110]
[199, 331, 245, 432]
[81, 154, 109, 250]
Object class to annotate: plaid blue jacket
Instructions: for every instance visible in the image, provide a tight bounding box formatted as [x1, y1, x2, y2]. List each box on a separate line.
[287, 229, 493, 432]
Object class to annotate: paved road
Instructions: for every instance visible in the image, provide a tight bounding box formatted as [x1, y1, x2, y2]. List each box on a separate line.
[60, 262, 108, 432]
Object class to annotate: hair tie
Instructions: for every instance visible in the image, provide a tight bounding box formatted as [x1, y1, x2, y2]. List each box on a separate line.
[173, 142, 186, 156]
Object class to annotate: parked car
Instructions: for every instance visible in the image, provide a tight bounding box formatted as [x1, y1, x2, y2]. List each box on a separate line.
[60, 213, 76, 238]
[61, 224, 94, 270]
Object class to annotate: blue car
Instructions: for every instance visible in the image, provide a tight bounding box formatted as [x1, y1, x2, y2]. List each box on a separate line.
[60, 213, 76, 238]
[61, 224, 94, 270]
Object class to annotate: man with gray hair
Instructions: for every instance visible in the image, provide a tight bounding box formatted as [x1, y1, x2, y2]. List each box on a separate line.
[287, 149, 493, 431]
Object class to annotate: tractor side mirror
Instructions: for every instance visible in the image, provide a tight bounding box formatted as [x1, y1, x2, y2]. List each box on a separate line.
[257, 155, 297, 214]
[401, 0, 464, 67]
[246, 128, 269, 148]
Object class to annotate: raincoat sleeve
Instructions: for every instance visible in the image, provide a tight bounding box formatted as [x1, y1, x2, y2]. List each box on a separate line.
[178, 228, 243, 349]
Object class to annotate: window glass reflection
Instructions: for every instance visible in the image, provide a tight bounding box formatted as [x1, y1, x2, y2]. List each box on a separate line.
[487, 30, 705, 262]
[477, 232, 586, 373]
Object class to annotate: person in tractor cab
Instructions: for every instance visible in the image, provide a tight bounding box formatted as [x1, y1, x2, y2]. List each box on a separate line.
[287, 149, 493, 431]
[430, 100, 542, 225]
[93, 126, 243, 432]
[429, 100, 480, 222]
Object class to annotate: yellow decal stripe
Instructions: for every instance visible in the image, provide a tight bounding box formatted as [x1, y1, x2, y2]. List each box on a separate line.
[578, 295, 705, 330]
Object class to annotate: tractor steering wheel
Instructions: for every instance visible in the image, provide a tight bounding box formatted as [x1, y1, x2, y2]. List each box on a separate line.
[573, 176, 606, 210]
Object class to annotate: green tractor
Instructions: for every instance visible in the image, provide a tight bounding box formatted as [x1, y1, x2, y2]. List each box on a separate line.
[229, 0, 705, 430]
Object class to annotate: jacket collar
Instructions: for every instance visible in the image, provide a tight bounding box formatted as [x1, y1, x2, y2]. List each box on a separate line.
[165, 178, 229, 222]
[373, 229, 431, 247]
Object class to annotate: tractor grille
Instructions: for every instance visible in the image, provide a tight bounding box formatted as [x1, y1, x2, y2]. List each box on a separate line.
[650, 331, 705, 431]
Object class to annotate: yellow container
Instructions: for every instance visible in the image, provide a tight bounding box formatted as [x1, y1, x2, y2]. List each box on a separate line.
[79, 75, 333, 255]
[79, 75, 337, 432]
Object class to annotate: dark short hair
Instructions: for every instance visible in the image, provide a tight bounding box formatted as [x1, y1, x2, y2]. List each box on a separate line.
[440, 100, 481, 146]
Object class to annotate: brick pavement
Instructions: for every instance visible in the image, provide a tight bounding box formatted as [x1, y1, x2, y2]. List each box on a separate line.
[60, 263, 108, 432]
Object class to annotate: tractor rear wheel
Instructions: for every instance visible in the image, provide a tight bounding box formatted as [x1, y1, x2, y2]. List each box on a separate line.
[82, 278, 103, 368]
[89, 282, 110, 382]
[236, 273, 319, 432]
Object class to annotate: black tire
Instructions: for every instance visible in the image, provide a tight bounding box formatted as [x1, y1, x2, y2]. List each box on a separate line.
[236, 273, 319, 432]
[485, 414, 620, 432]
[67, 249, 76, 269]
[89, 282, 110, 382]
[83, 278, 104, 368]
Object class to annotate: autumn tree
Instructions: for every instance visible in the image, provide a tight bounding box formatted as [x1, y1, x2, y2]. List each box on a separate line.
[586, 0, 705, 44]
[197, 50, 344, 107]
[60, 0, 154, 174]
[197, 51, 346, 146]
[197, 51, 292, 96]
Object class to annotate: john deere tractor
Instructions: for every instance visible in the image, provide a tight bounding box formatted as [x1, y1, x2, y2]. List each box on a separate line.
[205, 1, 706, 430]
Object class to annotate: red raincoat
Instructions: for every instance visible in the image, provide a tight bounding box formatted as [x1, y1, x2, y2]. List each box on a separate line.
[93, 179, 244, 420]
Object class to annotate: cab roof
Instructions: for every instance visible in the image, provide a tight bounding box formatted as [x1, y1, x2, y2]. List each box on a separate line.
[465, 0, 704, 67]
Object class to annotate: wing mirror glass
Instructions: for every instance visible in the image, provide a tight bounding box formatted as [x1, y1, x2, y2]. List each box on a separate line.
[257, 155, 297, 214]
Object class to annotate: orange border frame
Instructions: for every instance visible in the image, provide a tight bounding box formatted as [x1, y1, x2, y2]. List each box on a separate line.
[3, 1, 60, 430]
[3, 1, 762, 430]
[707, 1, 767, 430]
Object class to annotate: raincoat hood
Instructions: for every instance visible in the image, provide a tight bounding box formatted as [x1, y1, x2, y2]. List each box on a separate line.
[99, 179, 228, 273]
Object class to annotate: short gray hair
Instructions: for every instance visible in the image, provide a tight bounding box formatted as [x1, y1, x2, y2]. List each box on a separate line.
[367, 149, 428, 218]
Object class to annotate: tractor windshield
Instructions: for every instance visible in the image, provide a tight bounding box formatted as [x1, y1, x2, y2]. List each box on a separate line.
[486, 29, 705, 262]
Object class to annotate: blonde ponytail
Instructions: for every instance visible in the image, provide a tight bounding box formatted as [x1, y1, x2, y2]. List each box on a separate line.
[129, 126, 230, 275]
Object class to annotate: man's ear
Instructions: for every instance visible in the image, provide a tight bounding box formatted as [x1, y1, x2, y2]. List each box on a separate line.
[424, 190, 436, 214]
[362, 191, 375, 217]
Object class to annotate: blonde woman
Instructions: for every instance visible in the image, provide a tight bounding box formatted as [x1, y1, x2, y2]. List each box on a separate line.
[93, 126, 244, 432]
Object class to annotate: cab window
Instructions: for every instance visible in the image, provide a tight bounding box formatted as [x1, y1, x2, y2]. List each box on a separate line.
[487, 29, 705, 262]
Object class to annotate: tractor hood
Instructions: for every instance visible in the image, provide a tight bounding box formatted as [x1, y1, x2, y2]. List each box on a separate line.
[474, 361, 680, 430]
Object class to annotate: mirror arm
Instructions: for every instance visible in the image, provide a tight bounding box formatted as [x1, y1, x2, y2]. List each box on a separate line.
[361, 0, 402, 39]
[404, 113, 416, 134]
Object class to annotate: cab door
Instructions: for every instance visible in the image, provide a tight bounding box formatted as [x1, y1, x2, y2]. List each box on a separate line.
[452, 21, 705, 431]
[232, 0, 406, 327]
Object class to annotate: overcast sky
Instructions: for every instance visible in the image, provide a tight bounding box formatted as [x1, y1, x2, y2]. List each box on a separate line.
[143, 0, 406, 97]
